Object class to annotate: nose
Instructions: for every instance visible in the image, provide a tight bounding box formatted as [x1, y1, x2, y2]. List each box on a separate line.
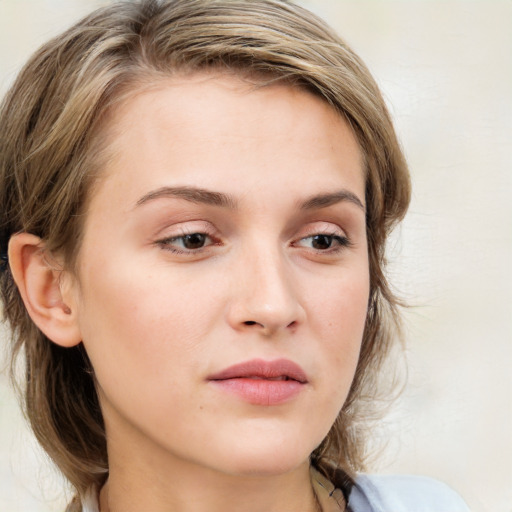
[225, 244, 306, 336]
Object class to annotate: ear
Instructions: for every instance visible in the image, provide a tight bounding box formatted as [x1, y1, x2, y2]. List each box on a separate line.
[8, 233, 82, 347]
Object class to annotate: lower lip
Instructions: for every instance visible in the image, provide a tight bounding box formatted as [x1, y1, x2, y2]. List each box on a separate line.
[209, 378, 304, 405]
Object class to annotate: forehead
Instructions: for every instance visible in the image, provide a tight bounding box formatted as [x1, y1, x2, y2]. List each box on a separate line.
[89, 72, 364, 212]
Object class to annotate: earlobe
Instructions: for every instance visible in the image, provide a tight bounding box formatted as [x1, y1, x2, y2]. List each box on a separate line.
[8, 233, 82, 347]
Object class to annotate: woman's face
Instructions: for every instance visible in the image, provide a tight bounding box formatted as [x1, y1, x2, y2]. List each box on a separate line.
[71, 73, 369, 476]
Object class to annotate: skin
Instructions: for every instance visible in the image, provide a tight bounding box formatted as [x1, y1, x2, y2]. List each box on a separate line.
[12, 73, 369, 512]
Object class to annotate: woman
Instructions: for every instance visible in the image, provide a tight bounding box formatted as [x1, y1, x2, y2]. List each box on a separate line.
[0, 1, 469, 511]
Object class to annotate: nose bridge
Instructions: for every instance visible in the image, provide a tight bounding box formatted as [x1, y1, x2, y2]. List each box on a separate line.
[228, 236, 303, 333]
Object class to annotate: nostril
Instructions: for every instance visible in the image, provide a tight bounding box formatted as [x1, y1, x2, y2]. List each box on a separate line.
[242, 320, 297, 329]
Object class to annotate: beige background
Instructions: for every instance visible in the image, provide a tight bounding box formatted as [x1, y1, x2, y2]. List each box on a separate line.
[1, 1, 511, 511]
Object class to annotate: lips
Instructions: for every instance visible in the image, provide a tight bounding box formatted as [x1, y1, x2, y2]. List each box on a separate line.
[207, 358, 308, 405]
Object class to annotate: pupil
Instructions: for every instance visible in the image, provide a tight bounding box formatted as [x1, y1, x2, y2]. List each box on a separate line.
[183, 233, 206, 249]
[312, 235, 332, 250]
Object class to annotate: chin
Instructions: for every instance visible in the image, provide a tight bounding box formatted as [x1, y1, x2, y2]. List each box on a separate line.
[203, 415, 335, 477]
[208, 432, 317, 477]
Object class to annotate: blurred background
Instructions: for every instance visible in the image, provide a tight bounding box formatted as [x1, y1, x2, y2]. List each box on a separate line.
[0, 0, 510, 511]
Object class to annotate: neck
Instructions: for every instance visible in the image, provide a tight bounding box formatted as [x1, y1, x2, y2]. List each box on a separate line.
[100, 459, 321, 512]
[98, 417, 322, 512]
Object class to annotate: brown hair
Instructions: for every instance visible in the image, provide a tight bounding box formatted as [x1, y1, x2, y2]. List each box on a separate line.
[0, 0, 410, 506]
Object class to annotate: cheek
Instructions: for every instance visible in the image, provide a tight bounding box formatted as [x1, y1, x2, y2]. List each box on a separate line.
[75, 255, 222, 390]
[305, 263, 370, 385]
[309, 262, 369, 335]
[74, 267, 221, 441]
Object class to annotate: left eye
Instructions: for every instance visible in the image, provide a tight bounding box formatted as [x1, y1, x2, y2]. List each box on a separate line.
[296, 234, 349, 251]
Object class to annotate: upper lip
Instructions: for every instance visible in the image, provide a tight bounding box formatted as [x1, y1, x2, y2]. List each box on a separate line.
[207, 358, 308, 383]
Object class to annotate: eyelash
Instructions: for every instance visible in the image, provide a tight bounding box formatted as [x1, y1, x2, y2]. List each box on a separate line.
[156, 229, 351, 256]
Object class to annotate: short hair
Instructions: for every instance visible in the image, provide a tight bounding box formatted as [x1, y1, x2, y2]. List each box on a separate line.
[0, 0, 410, 504]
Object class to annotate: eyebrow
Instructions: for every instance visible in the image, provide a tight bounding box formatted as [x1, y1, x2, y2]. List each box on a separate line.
[135, 186, 238, 209]
[135, 185, 364, 212]
[299, 190, 365, 212]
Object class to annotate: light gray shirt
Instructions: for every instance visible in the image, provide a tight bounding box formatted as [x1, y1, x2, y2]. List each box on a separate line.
[348, 474, 470, 512]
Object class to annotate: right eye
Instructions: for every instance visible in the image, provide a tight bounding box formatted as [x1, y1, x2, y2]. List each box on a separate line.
[157, 232, 214, 254]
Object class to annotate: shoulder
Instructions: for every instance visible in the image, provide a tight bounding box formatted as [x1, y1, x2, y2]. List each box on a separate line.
[348, 474, 470, 512]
